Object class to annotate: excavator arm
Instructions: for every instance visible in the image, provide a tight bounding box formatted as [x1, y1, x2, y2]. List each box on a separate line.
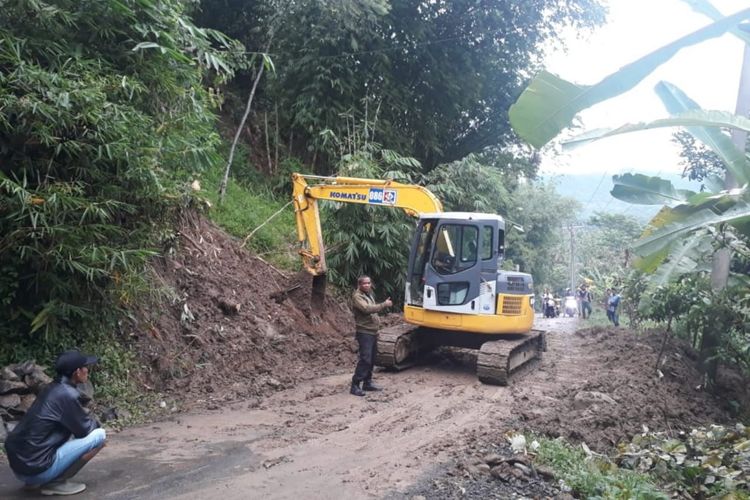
[292, 173, 443, 276]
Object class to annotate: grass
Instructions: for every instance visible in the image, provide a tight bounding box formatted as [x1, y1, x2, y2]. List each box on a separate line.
[531, 434, 667, 500]
[197, 163, 299, 271]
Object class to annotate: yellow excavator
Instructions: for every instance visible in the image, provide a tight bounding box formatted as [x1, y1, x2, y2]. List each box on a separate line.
[292, 173, 545, 385]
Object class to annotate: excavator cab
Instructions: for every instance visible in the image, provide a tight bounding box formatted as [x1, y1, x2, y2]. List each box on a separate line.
[403, 213, 534, 335]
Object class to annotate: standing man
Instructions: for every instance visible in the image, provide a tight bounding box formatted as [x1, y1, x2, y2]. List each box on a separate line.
[608, 288, 622, 327]
[350, 275, 392, 397]
[4, 350, 106, 496]
[580, 285, 593, 319]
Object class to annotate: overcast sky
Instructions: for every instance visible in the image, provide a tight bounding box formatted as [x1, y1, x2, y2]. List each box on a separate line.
[540, 0, 748, 178]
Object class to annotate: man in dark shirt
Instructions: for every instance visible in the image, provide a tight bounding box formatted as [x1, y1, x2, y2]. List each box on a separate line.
[350, 275, 392, 396]
[4, 350, 106, 496]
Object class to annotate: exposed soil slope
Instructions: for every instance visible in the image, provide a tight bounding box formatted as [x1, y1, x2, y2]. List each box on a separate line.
[128, 211, 357, 406]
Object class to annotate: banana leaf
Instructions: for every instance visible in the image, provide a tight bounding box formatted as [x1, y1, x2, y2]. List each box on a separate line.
[643, 230, 712, 285]
[509, 7, 750, 148]
[634, 202, 750, 256]
[563, 110, 750, 157]
[611, 173, 696, 206]
[684, 0, 750, 45]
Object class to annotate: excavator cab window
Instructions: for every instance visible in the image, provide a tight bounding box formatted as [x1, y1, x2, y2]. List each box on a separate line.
[481, 225, 493, 260]
[497, 229, 505, 267]
[432, 224, 478, 275]
[409, 220, 436, 304]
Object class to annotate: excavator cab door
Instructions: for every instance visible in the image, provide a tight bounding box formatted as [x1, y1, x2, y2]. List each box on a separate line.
[407, 217, 497, 316]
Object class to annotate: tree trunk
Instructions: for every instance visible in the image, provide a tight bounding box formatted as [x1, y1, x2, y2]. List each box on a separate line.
[219, 41, 272, 203]
[702, 42, 750, 385]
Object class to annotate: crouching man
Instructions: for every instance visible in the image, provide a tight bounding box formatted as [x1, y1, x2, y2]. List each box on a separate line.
[4, 350, 106, 496]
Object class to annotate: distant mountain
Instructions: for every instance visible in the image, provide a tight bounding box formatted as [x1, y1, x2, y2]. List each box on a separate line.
[544, 172, 702, 222]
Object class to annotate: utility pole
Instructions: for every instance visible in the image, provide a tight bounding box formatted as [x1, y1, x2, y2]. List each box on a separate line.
[569, 224, 576, 293]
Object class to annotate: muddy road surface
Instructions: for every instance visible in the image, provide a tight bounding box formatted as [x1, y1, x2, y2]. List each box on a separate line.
[2, 315, 738, 499]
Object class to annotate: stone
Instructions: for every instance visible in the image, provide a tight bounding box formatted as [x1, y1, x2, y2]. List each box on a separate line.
[0, 367, 20, 381]
[0, 379, 28, 395]
[483, 453, 505, 466]
[0, 393, 21, 409]
[535, 464, 556, 480]
[572, 390, 617, 410]
[490, 463, 514, 481]
[18, 394, 36, 413]
[24, 369, 52, 393]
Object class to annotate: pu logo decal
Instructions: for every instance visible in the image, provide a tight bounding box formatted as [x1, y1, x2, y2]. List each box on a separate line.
[369, 188, 397, 205]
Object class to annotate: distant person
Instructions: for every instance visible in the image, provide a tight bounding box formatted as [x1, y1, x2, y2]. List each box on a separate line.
[579, 285, 593, 319]
[607, 288, 621, 327]
[350, 276, 392, 397]
[4, 350, 106, 496]
[604, 288, 613, 323]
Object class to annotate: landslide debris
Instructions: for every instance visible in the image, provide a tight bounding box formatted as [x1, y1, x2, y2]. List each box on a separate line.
[126, 211, 357, 408]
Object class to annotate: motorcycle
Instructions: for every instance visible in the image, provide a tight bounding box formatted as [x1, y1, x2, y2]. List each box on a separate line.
[543, 297, 557, 318]
[564, 296, 577, 317]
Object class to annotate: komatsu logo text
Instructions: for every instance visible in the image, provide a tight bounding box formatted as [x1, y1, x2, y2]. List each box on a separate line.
[329, 192, 366, 201]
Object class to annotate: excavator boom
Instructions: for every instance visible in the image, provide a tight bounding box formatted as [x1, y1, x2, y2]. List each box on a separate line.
[292, 173, 442, 276]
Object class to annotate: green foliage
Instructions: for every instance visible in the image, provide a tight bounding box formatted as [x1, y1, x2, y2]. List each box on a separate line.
[532, 435, 667, 499]
[423, 155, 511, 214]
[0, 0, 239, 366]
[505, 181, 579, 290]
[673, 130, 725, 184]
[324, 145, 418, 302]
[199, 0, 604, 172]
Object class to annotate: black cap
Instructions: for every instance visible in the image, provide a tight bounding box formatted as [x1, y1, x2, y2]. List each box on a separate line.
[54, 350, 99, 377]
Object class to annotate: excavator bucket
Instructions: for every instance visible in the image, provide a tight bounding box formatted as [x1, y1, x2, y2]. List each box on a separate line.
[311, 274, 327, 312]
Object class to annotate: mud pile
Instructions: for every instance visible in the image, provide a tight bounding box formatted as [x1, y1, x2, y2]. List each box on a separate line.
[126, 211, 357, 407]
[512, 325, 750, 451]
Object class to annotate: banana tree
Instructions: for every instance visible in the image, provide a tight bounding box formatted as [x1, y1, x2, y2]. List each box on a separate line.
[509, 1, 750, 384]
[509, 3, 750, 287]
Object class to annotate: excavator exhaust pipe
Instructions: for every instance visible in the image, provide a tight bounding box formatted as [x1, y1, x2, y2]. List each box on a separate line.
[311, 274, 327, 312]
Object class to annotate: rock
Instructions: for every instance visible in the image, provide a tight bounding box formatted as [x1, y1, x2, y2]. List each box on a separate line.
[572, 390, 617, 410]
[514, 463, 532, 476]
[0, 367, 20, 381]
[5, 421, 18, 433]
[490, 463, 514, 481]
[476, 463, 491, 473]
[535, 464, 556, 481]
[483, 453, 505, 466]
[25, 369, 52, 393]
[12, 361, 37, 376]
[17, 394, 36, 413]
[0, 393, 21, 409]
[217, 298, 241, 315]
[0, 422, 6, 441]
[0, 379, 29, 395]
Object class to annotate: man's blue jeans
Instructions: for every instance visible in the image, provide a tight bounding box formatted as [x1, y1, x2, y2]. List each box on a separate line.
[14, 428, 106, 486]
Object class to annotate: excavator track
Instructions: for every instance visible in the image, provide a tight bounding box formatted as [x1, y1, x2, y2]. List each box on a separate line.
[375, 323, 425, 371]
[476, 330, 546, 386]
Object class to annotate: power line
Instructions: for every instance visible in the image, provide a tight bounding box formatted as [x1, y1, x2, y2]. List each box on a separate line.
[241, 25, 511, 64]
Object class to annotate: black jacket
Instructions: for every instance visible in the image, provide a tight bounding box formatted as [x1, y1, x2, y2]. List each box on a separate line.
[4, 377, 99, 476]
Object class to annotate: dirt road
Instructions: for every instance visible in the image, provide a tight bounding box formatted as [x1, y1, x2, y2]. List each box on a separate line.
[0, 317, 586, 499]
[4, 314, 737, 499]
